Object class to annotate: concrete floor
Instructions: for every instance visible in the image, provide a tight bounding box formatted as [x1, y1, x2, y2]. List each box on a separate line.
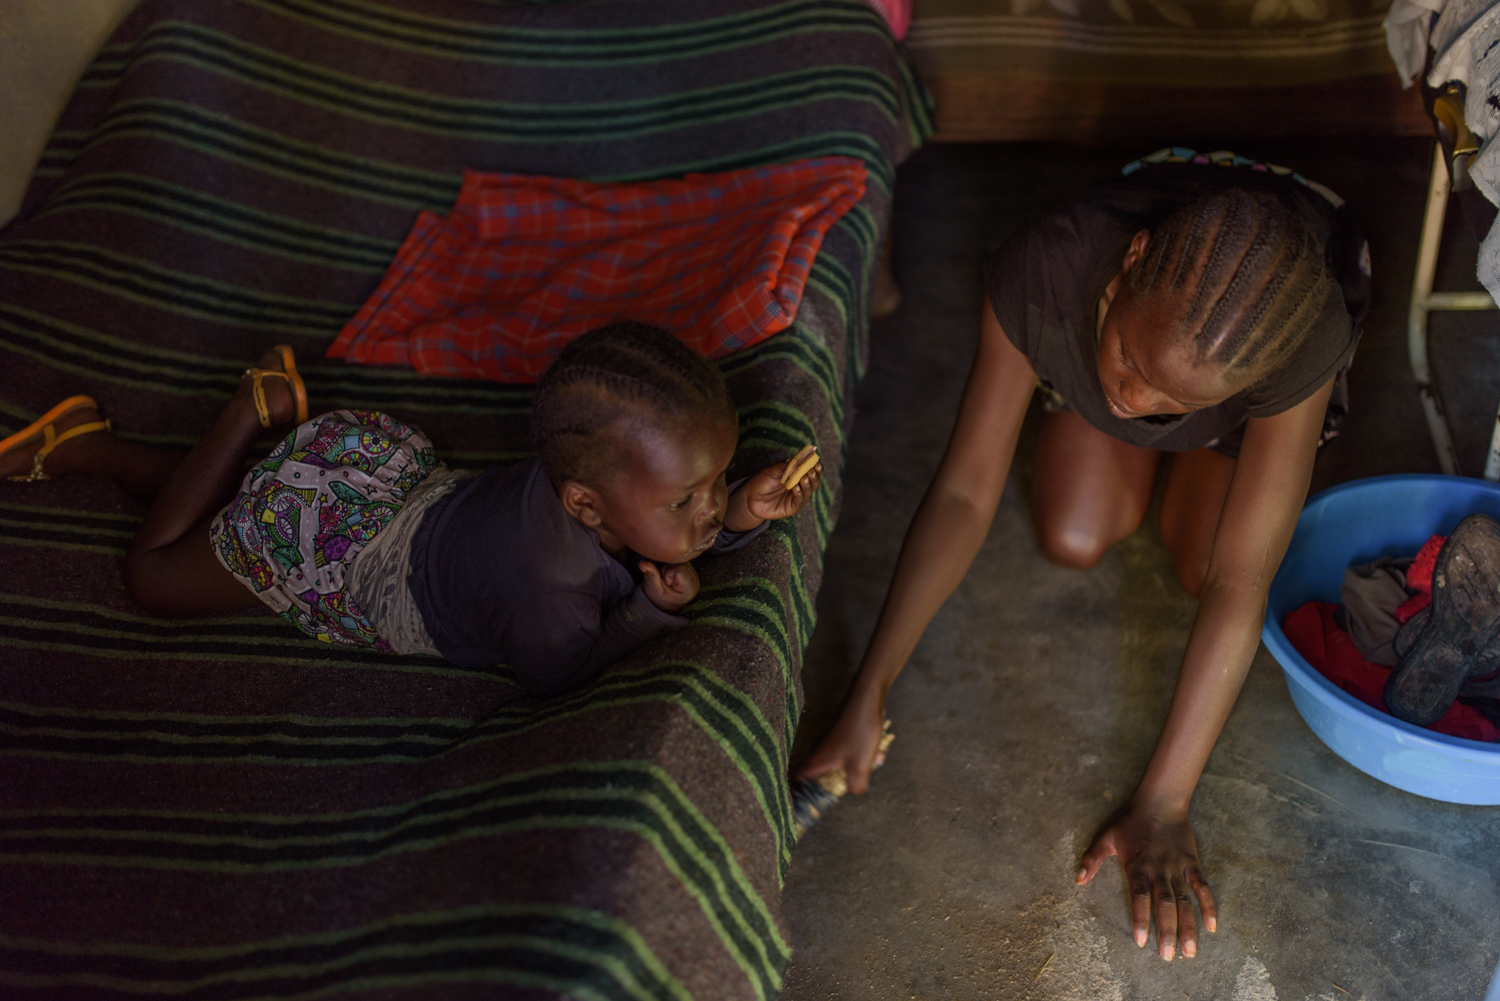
[782, 141, 1500, 1001]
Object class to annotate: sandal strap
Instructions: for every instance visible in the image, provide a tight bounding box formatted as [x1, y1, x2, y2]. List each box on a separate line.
[8, 418, 111, 483]
[45, 419, 111, 455]
[244, 368, 290, 429]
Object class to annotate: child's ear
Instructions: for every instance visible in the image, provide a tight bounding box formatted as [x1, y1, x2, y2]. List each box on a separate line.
[559, 480, 604, 527]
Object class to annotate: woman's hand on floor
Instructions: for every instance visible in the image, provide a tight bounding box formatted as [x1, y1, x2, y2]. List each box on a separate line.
[795, 687, 887, 794]
[1077, 801, 1217, 961]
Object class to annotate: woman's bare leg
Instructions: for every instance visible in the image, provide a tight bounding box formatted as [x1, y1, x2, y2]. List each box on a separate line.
[1032, 409, 1160, 569]
[1158, 448, 1236, 597]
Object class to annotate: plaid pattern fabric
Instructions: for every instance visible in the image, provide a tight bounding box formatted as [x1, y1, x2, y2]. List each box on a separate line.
[327, 160, 867, 382]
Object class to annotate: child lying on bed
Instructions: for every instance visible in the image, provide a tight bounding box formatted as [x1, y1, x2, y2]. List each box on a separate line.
[0, 321, 822, 697]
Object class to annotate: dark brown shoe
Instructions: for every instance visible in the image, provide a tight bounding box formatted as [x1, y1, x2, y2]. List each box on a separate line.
[1385, 514, 1500, 726]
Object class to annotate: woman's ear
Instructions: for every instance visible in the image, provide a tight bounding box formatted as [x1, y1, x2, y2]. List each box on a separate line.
[559, 480, 604, 527]
[1121, 229, 1151, 275]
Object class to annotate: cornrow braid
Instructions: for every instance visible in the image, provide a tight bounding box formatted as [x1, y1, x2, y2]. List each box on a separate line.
[1124, 188, 1343, 384]
[530, 321, 737, 485]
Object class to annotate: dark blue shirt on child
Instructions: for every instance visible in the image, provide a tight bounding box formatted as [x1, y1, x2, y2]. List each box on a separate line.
[406, 457, 766, 697]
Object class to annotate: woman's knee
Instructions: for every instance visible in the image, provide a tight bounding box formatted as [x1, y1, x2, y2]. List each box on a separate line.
[1170, 545, 1211, 597]
[1035, 515, 1114, 570]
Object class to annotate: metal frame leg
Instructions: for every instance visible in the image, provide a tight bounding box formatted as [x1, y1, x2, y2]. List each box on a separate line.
[1408, 142, 1499, 476]
[1409, 143, 1464, 475]
[1487, 392, 1500, 481]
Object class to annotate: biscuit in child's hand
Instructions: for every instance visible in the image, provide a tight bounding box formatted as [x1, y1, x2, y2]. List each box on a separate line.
[780, 444, 819, 489]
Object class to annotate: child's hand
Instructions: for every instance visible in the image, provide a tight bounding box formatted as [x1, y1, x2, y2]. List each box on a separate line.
[639, 559, 699, 613]
[795, 687, 888, 795]
[724, 455, 825, 531]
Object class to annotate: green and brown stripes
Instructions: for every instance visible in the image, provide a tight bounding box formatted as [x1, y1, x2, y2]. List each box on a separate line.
[0, 591, 512, 681]
[0, 0, 934, 993]
[0, 301, 536, 414]
[0, 658, 798, 869]
[30, 173, 402, 272]
[0, 762, 789, 997]
[237, 0, 895, 69]
[0, 904, 694, 1001]
[78, 23, 905, 145]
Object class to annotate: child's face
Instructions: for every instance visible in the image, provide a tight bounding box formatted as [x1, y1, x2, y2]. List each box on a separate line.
[587, 418, 739, 564]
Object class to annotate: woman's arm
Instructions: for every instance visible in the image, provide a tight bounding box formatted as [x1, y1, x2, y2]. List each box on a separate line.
[1077, 377, 1335, 962]
[799, 299, 1037, 793]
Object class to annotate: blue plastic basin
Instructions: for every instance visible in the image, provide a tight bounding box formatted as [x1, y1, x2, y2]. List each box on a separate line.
[1262, 474, 1500, 804]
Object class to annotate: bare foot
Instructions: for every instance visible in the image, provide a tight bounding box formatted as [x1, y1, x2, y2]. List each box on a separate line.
[238, 347, 298, 427]
[0, 402, 111, 480]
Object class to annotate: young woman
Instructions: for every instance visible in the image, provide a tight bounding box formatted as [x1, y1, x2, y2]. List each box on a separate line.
[800, 151, 1369, 961]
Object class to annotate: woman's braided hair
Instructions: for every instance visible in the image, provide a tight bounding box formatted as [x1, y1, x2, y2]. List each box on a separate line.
[530, 321, 736, 485]
[1123, 188, 1343, 384]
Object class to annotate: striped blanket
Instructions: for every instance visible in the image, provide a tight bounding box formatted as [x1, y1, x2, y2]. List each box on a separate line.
[0, 1, 931, 998]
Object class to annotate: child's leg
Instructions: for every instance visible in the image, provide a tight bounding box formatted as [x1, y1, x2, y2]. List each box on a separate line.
[4, 349, 302, 617]
[0, 408, 182, 498]
[125, 349, 302, 617]
[1157, 448, 1236, 598]
[1031, 409, 1160, 569]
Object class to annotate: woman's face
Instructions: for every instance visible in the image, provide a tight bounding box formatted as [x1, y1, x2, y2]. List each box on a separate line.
[1095, 231, 1235, 420]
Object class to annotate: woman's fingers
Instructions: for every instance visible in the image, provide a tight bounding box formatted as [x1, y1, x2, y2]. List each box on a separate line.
[1176, 882, 1199, 958]
[1129, 870, 1153, 948]
[1076, 833, 1117, 885]
[1189, 866, 1218, 934]
[844, 754, 874, 795]
[1152, 873, 1177, 960]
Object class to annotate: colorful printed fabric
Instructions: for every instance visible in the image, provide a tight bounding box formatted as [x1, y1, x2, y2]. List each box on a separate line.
[210, 409, 439, 649]
[326, 159, 868, 382]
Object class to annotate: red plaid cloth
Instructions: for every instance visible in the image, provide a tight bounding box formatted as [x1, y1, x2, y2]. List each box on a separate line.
[327, 158, 867, 382]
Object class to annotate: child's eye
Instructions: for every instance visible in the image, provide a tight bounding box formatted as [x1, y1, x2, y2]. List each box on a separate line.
[670, 497, 691, 511]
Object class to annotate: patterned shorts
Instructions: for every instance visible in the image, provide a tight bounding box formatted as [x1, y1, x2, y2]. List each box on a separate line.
[210, 409, 439, 649]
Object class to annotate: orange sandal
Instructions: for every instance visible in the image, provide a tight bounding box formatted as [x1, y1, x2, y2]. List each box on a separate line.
[243, 344, 308, 429]
[0, 395, 113, 483]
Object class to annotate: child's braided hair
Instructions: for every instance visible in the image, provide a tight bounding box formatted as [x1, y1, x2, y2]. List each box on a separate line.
[1123, 188, 1343, 384]
[530, 321, 736, 485]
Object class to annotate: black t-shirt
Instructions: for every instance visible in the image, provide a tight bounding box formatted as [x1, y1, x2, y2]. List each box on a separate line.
[982, 161, 1370, 453]
[406, 457, 766, 698]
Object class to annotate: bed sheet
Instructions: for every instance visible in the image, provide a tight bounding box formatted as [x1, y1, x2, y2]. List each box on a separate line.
[0, 1, 932, 997]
